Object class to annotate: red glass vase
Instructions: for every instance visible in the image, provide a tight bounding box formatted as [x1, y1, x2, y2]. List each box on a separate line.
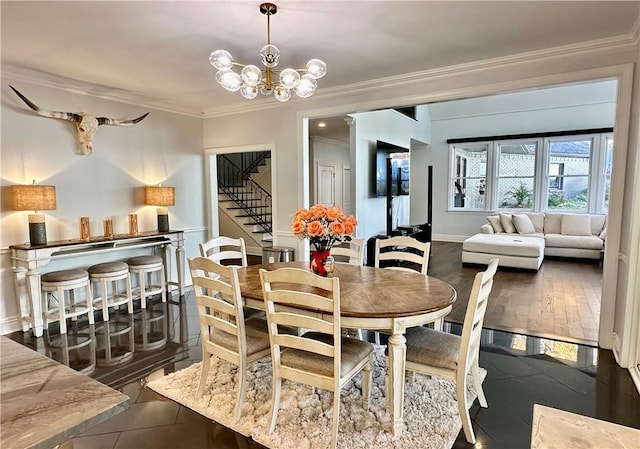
[310, 249, 334, 277]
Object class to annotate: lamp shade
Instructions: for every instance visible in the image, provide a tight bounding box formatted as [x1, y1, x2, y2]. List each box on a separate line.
[11, 185, 57, 211]
[144, 186, 175, 206]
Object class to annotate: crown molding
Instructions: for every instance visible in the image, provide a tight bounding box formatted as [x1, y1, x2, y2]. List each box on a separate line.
[1, 65, 203, 118]
[311, 135, 349, 148]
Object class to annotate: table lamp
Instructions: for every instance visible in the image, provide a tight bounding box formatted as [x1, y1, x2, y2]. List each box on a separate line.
[11, 182, 57, 246]
[144, 185, 175, 232]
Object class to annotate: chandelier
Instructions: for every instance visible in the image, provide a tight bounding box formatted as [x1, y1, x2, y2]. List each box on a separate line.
[209, 2, 327, 102]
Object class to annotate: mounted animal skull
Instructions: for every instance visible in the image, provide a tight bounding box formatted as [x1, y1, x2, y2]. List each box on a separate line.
[10, 85, 149, 155]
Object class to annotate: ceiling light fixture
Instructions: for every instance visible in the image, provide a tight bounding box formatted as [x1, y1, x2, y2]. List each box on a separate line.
[209, 2, 327, 102]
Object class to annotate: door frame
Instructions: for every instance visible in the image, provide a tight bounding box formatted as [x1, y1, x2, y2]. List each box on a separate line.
[204, 143, 278, 246]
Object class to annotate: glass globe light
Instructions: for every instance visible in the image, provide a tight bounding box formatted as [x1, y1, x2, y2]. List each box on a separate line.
[260, 44, 280, 67]
[210, 50, 234, 71]
[306, 59, 327, 79]
[215, 70, 228, 84]
[219, 71, 242, 92]
[240, 84, 259, 99]
[280, 68, 301, 89]
[260, 86, 273, 96]
[241, 65, 262, 87]
[274, 85, 291, 102]
[295, 74, 317, 98]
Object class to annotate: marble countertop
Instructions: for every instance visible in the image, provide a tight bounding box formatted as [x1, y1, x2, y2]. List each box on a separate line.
[1, 336, 129, 449]
[531, 404, 640, 449]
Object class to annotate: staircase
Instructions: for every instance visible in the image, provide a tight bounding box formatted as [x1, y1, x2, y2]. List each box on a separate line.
[217, 152, 273, 248]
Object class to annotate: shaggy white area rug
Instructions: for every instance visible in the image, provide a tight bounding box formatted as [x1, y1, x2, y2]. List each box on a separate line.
[147, 346, 484, 449]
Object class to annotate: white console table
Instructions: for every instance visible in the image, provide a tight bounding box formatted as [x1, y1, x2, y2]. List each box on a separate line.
[10, 230, 185, 337]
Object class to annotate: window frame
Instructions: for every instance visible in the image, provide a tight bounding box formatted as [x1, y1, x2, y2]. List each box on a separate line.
[448, 131, 612, 214]
[448, 142, 491, 210]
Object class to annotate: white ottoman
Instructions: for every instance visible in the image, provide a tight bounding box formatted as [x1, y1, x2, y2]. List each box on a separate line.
[462, 233, 545, 270]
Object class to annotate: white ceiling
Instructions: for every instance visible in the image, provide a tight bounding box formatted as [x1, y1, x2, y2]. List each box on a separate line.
[2, 1, 639, 117]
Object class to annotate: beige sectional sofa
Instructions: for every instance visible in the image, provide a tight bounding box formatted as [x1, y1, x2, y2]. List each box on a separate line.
[462, 212, 606, 270]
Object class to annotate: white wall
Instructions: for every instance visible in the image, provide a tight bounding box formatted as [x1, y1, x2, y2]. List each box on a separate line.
[1, 80, 205, 333]
[412, 80, 617, 240]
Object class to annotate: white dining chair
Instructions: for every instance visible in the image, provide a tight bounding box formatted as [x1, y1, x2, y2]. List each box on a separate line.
[260, 267, 373, 449]
[330, 238, 365, 265]
[374, 235, 430, 274]
[403, 258, 499, 444]
[373, 236, 433, 342]
[188, 256, 271, 422]
[199, 236, 248, 267]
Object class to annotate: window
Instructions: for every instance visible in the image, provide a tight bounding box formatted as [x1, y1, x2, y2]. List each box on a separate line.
[450, 144, 488, 209]
[497, 140, 537, 209]
[448, 130, 612, 214]
[545, 138, 592, 211]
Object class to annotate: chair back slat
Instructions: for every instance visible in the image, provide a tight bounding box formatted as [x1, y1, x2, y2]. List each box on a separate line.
[270, 312, 334, 335]
[273, 333, 335, 357]
[268, 289, 334, 312]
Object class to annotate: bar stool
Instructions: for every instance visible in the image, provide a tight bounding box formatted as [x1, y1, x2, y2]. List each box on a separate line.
[127, 255, 166, 308]
[89, 261, 133, 322]
[41, 269, 94, 335]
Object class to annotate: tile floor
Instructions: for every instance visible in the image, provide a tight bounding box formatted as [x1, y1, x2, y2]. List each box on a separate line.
[8, 292, 640, 449]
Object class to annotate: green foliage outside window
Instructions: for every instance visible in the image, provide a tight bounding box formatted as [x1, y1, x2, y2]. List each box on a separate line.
[501, 182, 533, 208]
[548, 189, 588, 209]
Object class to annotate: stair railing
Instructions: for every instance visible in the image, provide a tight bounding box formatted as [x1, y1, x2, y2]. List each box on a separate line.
[218, 154, 272, 234]
[242, 151, 271, 174]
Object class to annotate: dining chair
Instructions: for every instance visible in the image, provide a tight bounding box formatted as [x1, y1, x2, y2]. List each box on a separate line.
[330, 238, 365, 265]
[259, 267, 373, 449]
[199, 236, 248, 267]
[188, 256, 271, 423]
[374, 235, 430, 274]
[403, 258, 499, 444]
[373, 235, 433, 342]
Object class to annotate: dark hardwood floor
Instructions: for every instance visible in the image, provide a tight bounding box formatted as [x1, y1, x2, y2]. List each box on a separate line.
[429, 241, 602, 346]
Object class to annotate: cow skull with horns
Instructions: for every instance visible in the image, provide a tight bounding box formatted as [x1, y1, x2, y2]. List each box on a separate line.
[10, 85, 149, 155]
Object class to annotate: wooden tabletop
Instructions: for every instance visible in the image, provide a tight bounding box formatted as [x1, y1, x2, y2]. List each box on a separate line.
[236, 262, 457, 319]
[0, 337, 130, 449]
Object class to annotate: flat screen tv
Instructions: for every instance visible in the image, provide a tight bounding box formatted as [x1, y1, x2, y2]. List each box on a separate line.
[376, 140, 410, 197]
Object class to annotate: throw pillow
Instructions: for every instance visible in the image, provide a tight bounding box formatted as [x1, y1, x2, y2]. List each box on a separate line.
[487, 215, 504, 233]
[544, 213, 562, 234]
[526, 212, 545, 233]
[561, 214, 592, 236]
[512, 213, 536, 234]
[499, 213, 516, 233]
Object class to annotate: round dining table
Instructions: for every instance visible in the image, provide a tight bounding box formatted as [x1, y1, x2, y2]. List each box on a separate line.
[235, 261, 457, 437]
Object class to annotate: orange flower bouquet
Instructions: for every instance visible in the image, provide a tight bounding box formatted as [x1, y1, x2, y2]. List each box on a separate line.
[291, 204, 357, 276]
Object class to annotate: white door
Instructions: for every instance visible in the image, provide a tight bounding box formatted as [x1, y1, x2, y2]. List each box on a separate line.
[316, 163, 336, 206]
